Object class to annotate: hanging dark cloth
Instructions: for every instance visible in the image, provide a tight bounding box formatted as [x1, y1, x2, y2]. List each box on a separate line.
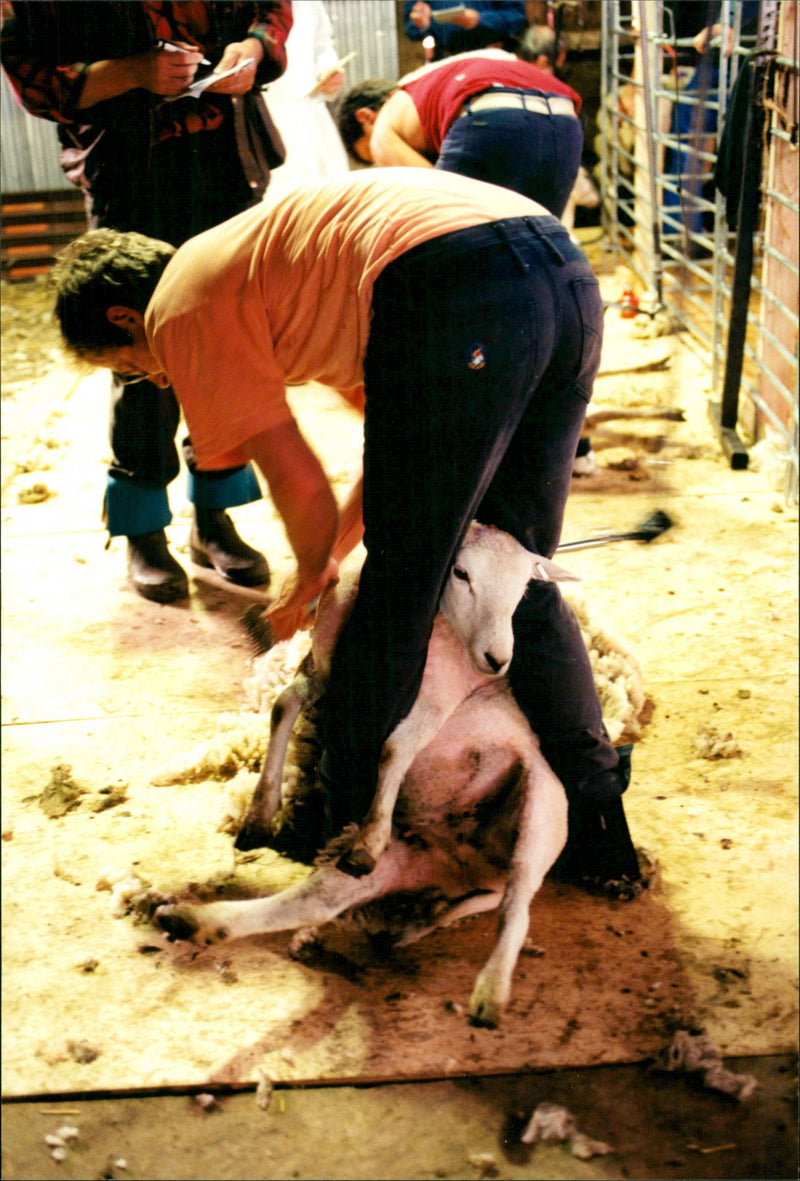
[714, 54, 765, 229]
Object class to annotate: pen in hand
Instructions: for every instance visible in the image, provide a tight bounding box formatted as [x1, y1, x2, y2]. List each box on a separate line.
[158, 39, 211, 66]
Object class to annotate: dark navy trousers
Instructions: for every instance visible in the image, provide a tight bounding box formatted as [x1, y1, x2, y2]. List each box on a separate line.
[437, 100, 584, 218]
[322, 215, 619, 832]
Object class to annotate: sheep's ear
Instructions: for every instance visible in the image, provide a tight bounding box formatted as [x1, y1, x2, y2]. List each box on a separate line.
[530, 555, 580, 583]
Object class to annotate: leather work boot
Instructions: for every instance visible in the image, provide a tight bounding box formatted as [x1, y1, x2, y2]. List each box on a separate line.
[551, 794, 645, 899]
[190, 508, 270, 587]
[127, 531, 189, 604]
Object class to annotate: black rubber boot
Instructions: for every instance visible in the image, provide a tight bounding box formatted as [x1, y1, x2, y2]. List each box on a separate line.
[190, 509, 270, 587]
[127, 531, 188, 604]
[551, 746, 645, 899]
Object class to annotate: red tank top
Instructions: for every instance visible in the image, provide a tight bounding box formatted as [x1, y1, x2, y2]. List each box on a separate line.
[403, 55, 582, 154]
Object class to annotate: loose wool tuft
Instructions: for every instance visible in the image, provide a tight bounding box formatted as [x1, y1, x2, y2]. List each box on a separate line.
[562, 587, 647, 743]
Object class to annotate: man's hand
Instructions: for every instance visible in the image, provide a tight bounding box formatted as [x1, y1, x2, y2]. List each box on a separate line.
[268, 557, 339, 642]
[242, 419, 340, 640]
[109, 44, 203, 99]
[205, 37, 263, 94]
[315, 68, 346, 97]
[693, 23, 733, 56]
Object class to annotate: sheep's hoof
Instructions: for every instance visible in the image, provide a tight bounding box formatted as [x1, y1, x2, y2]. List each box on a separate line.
[155, 904, 201, 943]
[234, 819, 274, 852]
[468, 973, 507, 1028]
[596, 873, 648, 902]
[468, 1000, 501, 1029]
[336, 847, 376, 878]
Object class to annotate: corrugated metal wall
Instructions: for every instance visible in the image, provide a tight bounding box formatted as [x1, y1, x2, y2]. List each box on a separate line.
[0, 1, 397, 195]
[325, 0, 398, 85]
[1, 68, 70, 193]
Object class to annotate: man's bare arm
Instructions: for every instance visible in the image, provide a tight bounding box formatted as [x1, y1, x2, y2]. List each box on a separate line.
[76, 44, 204, 107]
[371, 90, 433, 167]
[242, 419, 339, 639]
[333, 473, 364, 565]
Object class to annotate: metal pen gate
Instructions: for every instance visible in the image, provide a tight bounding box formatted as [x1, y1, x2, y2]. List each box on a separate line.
[599, 0, 799, 503]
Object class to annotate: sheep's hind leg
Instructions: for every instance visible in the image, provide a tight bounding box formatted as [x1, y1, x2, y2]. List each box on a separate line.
[155, 849, 408, 947]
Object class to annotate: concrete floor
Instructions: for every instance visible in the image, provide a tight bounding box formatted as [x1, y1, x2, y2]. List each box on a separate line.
[1, 1055, 797, 1180]
[2, 450, 798, 1179]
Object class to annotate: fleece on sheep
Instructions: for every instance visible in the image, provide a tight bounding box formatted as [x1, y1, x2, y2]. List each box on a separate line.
[151, 594, 648, 847]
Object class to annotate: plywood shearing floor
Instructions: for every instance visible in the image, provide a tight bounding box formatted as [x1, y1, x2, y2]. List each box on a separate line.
[1, 269, 797, 1104]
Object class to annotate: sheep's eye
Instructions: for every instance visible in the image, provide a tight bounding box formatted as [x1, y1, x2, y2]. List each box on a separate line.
[453, 566, 470, 582]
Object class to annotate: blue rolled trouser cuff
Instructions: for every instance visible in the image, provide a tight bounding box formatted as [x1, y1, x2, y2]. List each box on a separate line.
[106, 465, 262, 537]
[105, 475, 172, 538]
[187, 464, 262, 510]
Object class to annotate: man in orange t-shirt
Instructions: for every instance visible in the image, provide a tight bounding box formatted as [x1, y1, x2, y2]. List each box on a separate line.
[50, 168, 643, 895]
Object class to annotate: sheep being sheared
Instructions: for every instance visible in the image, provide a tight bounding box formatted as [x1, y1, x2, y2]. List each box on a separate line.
[155, 523, 646, 1026]
[156, 523, 583, 1026]
[149, 586, 647, 799]
[214, 579, 648, 864]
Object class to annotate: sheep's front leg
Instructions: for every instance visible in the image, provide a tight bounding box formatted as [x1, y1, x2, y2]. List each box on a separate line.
[235, 654, 319, 851]
[337, 698, 455, 877]
[469, 756, 568, 1028]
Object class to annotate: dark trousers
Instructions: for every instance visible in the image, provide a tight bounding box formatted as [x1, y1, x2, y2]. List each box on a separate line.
[107, 383, 255, 493]
[322, 215, 618, 832]
[89, 123, 261, 534]
[104, 378, 261, 536]
[436, 102, 584, 218]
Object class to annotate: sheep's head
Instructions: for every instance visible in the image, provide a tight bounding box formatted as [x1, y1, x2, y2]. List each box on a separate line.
[440, 522, 578, 678]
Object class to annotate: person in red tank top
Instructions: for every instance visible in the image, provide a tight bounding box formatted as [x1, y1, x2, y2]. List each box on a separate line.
[338, 50, 583, 218]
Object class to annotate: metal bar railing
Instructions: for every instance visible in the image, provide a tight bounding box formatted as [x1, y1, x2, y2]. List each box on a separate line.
[601, 0, 799, 501]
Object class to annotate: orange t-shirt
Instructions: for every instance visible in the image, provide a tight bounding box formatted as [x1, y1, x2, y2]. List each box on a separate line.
[145, 167, 545, 469]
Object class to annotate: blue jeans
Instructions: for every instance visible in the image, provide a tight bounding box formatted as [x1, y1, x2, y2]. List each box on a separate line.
[322, 215, 617, 830]
[437, 101, 584, 218]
